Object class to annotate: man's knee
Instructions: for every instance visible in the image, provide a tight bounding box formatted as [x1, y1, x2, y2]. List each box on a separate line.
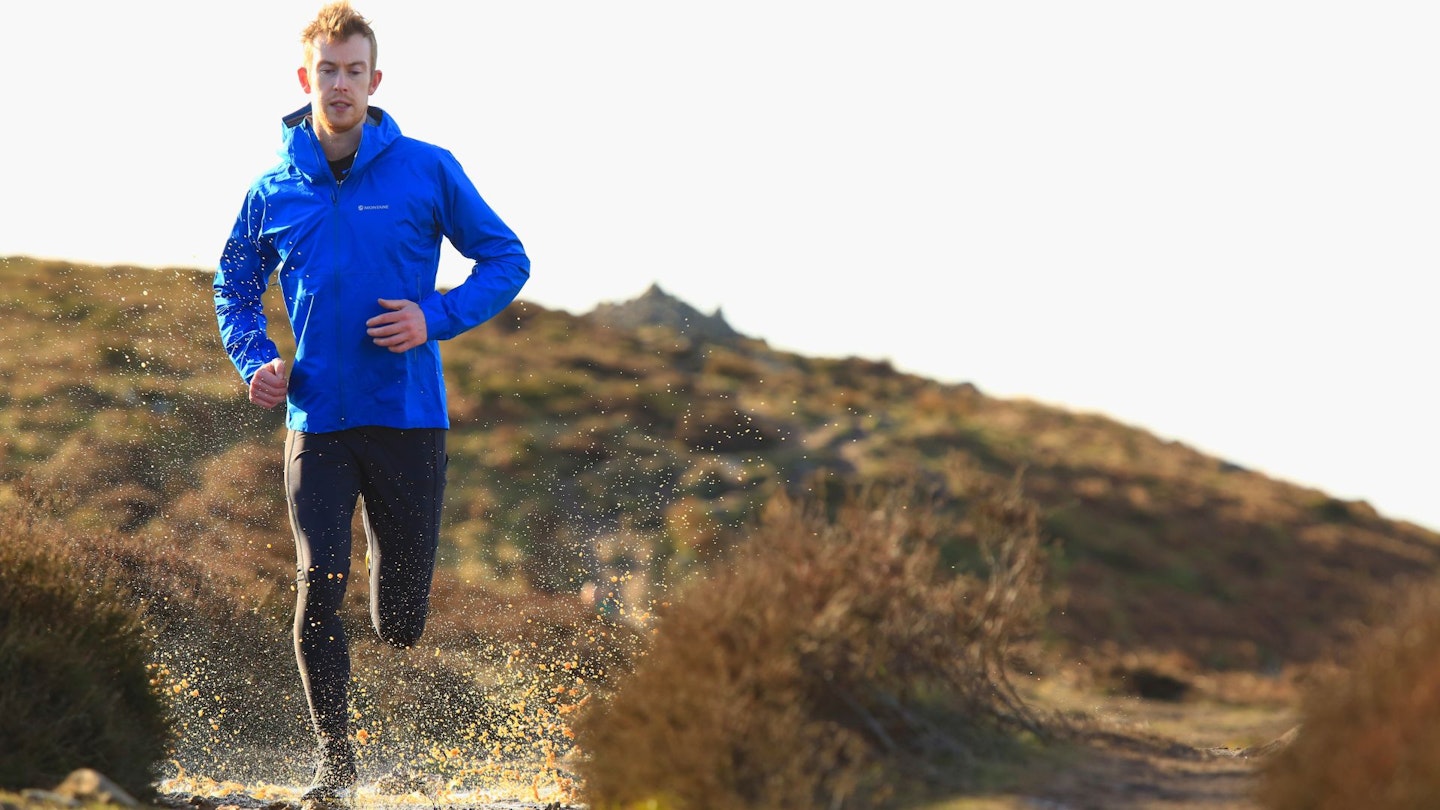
[298, 566, 348, 609]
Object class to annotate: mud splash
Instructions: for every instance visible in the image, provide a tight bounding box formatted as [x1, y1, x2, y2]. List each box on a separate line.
[157, 756, 583, 809]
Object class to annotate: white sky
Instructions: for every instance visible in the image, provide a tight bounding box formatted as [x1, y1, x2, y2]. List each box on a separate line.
[3, 2, 1437, 531]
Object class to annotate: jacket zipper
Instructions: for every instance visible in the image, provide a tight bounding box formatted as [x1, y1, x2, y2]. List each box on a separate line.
[332, 172, 347, 427]
[311, 133, 350, 428]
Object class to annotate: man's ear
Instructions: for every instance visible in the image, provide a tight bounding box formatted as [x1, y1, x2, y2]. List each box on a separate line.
[297, 65, 313, 94]
[369, 69, 383, 95]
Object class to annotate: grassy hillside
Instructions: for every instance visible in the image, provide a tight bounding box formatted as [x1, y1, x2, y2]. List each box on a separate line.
[2, 253, 1436, 683]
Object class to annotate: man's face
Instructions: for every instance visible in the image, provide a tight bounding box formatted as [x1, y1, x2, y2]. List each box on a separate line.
[298, 34, 381, 136]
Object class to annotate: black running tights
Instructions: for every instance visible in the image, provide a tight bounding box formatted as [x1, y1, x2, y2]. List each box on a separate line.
[284, 426, 447, 748]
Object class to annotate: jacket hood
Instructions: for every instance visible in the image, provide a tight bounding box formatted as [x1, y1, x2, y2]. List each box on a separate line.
[278, 103, 401, 182]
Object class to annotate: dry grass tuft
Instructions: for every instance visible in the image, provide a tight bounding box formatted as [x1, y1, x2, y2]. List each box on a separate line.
[571, 476, 1049, 809]
[1258, 579, 1440, 808]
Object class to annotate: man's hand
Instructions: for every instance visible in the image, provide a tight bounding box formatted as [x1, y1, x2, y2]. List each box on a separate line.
[367, 298, 428, 353]
[249, 358, 288, 409]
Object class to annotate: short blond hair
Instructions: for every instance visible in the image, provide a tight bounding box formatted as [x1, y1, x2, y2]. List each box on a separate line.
[301, 2, 378, 70]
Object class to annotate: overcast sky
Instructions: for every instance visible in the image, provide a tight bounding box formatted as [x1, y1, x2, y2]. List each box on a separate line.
[4, 1, 1437, 530]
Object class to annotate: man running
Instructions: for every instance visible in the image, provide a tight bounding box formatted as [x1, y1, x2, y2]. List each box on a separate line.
[213, 2, 529, 800]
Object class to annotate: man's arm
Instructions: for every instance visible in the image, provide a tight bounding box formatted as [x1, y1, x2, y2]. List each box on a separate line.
[418, 151, 531, 341]
[214, 192, 283, 386]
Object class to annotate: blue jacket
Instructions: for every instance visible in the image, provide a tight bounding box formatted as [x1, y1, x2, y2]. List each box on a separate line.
[214, 105, 529, 433]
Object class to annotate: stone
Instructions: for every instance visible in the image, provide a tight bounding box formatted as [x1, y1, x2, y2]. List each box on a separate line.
[19, 790, 78, 807]
[52, 770, 139, 807]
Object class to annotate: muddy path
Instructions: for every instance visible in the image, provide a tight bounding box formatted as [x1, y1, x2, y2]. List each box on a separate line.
[0, 702, 1299, 810]
[138, 676, 1297, 810]
[145, 708, 1294, 810]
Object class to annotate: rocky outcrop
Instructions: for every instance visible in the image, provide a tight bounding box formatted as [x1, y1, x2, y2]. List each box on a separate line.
[588, 283, 742, 343]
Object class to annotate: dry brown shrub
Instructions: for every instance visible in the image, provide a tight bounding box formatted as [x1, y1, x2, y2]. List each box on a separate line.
[1258, 580, 1440, 808]
[30, 429, 165, 531]
[572, 477, 1048, 809]
[163, 443, 287, 536]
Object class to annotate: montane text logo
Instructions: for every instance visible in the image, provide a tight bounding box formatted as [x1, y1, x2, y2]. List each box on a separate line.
[358, 204, 391, 212]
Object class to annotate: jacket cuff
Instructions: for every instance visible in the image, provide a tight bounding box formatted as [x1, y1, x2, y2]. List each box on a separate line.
[419, 292, 451, 341]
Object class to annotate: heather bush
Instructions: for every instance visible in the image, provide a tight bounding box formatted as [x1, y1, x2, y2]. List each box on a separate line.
[572, 476, 1048, 809]
[1258, 580, 1440, 808]
[0, 497, 172, 797]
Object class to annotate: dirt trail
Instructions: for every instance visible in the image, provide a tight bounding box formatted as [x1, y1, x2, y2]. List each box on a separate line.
[960, 679, 1299, 810]
[1023, 729, 1266, 809]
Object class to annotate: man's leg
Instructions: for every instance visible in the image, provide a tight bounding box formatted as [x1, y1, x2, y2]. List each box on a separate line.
[354, 427, 447, 649]
[285, 429, 362, 795]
